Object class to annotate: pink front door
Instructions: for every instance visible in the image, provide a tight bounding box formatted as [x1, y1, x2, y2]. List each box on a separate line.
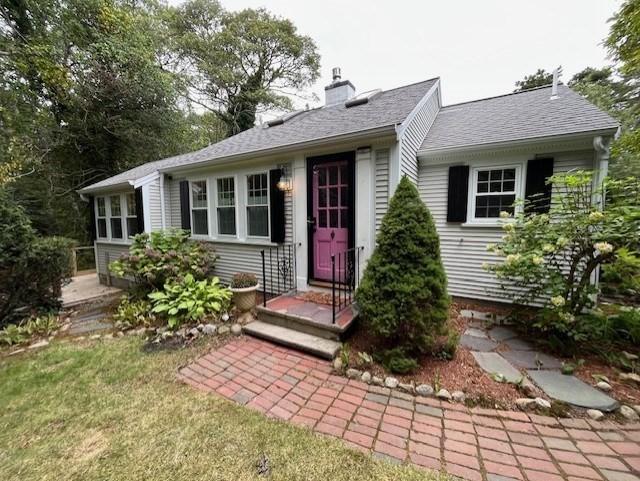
[312, 161, 349, 281]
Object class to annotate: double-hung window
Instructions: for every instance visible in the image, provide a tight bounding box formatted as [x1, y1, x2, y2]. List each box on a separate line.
[125, 192, 139, 237]
[96, 197, 107, 238]
[191, 180, 209, 235]
[472, 167, 519, 220]
[246, 173, 269, 237]
[110, 195, 123, 239]
[216, 177, 236, 236]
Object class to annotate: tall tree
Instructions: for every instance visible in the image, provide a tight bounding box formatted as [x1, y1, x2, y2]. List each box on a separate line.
[514, 68, 554, 92]
[167, 0, 321, 136]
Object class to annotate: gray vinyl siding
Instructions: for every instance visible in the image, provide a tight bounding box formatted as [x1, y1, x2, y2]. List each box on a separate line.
[168, 178, 182, 229]
[418, 149, 594, 303]
[95, 242, 131, 276]
[375, 148, 390, 232]
[148, 178, 163, 230]
[399, 90, 440, 184]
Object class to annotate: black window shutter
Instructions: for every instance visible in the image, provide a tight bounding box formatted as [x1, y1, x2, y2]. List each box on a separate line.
[88, 195, 97, 241]
[269, 169, 286, 243]
[525, 158, 554, 214]
[179, 180, 191, 231]
[447, 165, 470, 222]
[134, 187, 144, 234]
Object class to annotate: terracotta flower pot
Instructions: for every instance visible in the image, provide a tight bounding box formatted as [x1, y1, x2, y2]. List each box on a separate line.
[230, 284, 259, 312]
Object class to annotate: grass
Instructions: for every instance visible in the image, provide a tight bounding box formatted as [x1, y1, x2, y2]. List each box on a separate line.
[0, 336, 444, 481]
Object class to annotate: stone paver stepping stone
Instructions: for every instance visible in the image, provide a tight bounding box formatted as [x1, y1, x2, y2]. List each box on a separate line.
[463, 327, 488, 338]
[472, 352, 524, 383]
[460, 334, 498, 352]
[502, 350, 563, 370]
[488, 326, 518, 342]
[527, 370, 620, 412]
[460, 309, 506, 322]
[504, 338, 534, 350]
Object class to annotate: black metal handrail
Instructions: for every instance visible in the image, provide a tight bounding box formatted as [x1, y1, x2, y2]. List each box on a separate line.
[260, 243, 299, 307]
[331, 246, 364, 324]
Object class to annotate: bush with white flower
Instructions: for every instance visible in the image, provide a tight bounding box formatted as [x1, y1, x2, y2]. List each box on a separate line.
[485, 171, 640, 338]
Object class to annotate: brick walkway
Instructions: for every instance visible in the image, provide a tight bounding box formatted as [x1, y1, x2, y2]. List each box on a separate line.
[178, 338, 640, 481]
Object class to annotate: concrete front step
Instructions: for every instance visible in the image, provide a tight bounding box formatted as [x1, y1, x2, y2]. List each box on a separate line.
[256, 307, 344, 341]
[242, 321, 341, 360]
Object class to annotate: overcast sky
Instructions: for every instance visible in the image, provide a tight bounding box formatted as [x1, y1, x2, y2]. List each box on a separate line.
[170, 0, 621, 108]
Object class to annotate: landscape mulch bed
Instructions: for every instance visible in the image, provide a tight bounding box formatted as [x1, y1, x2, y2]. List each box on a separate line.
[345, 299, 640, 412]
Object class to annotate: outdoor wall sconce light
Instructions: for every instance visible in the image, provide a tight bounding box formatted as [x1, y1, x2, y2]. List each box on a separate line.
[277, 164, 293, 191]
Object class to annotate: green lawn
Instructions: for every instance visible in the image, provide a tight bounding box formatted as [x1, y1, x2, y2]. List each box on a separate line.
[0, 336, 442, 481]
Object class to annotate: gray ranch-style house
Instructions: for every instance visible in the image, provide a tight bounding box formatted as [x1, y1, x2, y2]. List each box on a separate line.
[79, 68, 618, 311]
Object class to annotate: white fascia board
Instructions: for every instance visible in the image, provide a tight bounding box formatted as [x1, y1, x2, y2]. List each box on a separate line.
[395, 78, 441, 140]
[132, 171, 160, 189]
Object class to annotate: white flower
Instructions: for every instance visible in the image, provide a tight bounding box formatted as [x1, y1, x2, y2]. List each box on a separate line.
[556, 236, 569, 247]
[499, 211, 511, 219]
[542, 244, 555, 253]
[486, 243, 496, 252]
[505, 254, 521, 265]
[588, 211, 604, 223]
[594, 242, 614, 254]
[503, 223, 515, 232]
[481, 262, 491, 270]
[550, 296, 565, 307]
[532, 255, 543, 266]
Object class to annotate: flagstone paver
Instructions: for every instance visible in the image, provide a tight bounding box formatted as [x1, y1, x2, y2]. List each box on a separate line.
[178, 337, 640, 481]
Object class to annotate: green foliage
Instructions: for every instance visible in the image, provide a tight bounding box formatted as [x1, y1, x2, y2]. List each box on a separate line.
[0, 313, 60, 346]
[113, 297, 156, 330]
[601, 247, 640, 299]
[377, 348, 419, 375]
[0, 189, 74, 324]
[167, 0, 320, 135]
[148, 274, 231, 329]
[356, 176, 449, 358]
[0, 324, 27, 346]
[339, 343, 350, 369]
[109, 230, 217, 294]
[514, 68, 554, 92]
[438, 330, 460, 361]
[230, 272, 258, 289]
[486, 172, 640, 340]
[356, 351, 373, 368]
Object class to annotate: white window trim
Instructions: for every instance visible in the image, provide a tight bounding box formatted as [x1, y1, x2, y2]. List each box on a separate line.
[246, 171, 270, 239]
[94, 193, 133, 244]
[124, 192, 138, 239]
[214, 175, 239, 239]
[189, 179, 210, 238]
[95, 197, 108, 240]
[464, 163, 525, 226]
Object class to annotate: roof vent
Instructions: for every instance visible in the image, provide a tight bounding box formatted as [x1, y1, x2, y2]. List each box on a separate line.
[345, 89, 382, 108]
[265, 109, 304, 128]
[550, 66, 563, 100]
[332, 67, 341, 82]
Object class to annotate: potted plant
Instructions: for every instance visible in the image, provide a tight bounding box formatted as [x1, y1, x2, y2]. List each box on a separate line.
[230, 273, 259, 312]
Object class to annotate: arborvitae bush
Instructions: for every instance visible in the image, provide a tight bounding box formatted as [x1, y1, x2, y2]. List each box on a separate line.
[356, 176, 449, 360]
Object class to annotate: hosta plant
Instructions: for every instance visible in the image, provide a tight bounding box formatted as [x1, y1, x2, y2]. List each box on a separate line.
[148, 274, 231, 329]
[113, 297, 156, 330]
[485, 172, 640, 339]
[109, 229, 217, 293]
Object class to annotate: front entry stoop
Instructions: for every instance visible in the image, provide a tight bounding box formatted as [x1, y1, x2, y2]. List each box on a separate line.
[242, 321, 341, 360]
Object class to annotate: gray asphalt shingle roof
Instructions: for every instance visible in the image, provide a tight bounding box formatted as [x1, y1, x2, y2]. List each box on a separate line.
[419, 85, 618, 153]
[80, 78, 439, 192]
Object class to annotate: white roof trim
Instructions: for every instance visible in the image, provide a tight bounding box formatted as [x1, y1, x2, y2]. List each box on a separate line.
[395, 78, 441, 140]
[132, 170, 160, 189]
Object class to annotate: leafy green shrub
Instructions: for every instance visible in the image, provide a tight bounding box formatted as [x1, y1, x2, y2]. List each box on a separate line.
[109, 230, 217, 294]
[438, 330, 460, 360]
[356, 176, 449, 358]
[0, 189, 74, 325]
[113, 296, 156, 330]
[230, 272, 258, 288]
[377, 348, 419, 374]
[22, 313, 61, 337]
[486, 173, 640, 339]
[0, 324, 27, 346]
[601, 247, 640, 300]
[148, 274, 231, 328]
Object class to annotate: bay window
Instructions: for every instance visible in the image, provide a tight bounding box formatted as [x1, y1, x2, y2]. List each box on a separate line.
[246, 173, 269, 237]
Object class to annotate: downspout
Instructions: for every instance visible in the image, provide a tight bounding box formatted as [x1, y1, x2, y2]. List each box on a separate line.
[159, 172, 167, 229]
[591, 135, 612, 301]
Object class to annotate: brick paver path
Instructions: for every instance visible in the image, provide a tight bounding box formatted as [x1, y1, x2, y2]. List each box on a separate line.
[178, 338, 640, 481]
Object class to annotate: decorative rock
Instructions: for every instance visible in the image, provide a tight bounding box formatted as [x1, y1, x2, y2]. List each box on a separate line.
[587, 409, 605, 421]
[8, 348, 25, 356]
[161, 331, 173, 340]
[622, 351, 638, 361]
[416, 384, 434, 397]
[384, 377, 399, 389]
[633, 405, 640, 416]
[522, 380, 542, 398]
[197, 324, 205, 332]
[176, 328, 186, 337]
[361, 371, 372, 384]
[346, 368, 361, 380]
[332, 358, 343, 371]
[221, 312, 230, 322]
[28, 339, 49, 349]
[534, 397, 551, 409]
[372, 376, 384, 386]
[436, 389, 452, 401]
[188, 328, 200, 338]
[217, 325, 230, 335]
[620, 405, 640, 421]
[620, 372, 640, 385]
[596, 381, 612, 392]
[238, 311, 254, 325]
[231, 324, 242, 336]
[116, 331, 125, 337]
[452, 391, 466, 403]
[398, 382, 415, 394]
[89, 334, 101, 340]
[516, 398, 536, 410]
[202, 324, 217, 336]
